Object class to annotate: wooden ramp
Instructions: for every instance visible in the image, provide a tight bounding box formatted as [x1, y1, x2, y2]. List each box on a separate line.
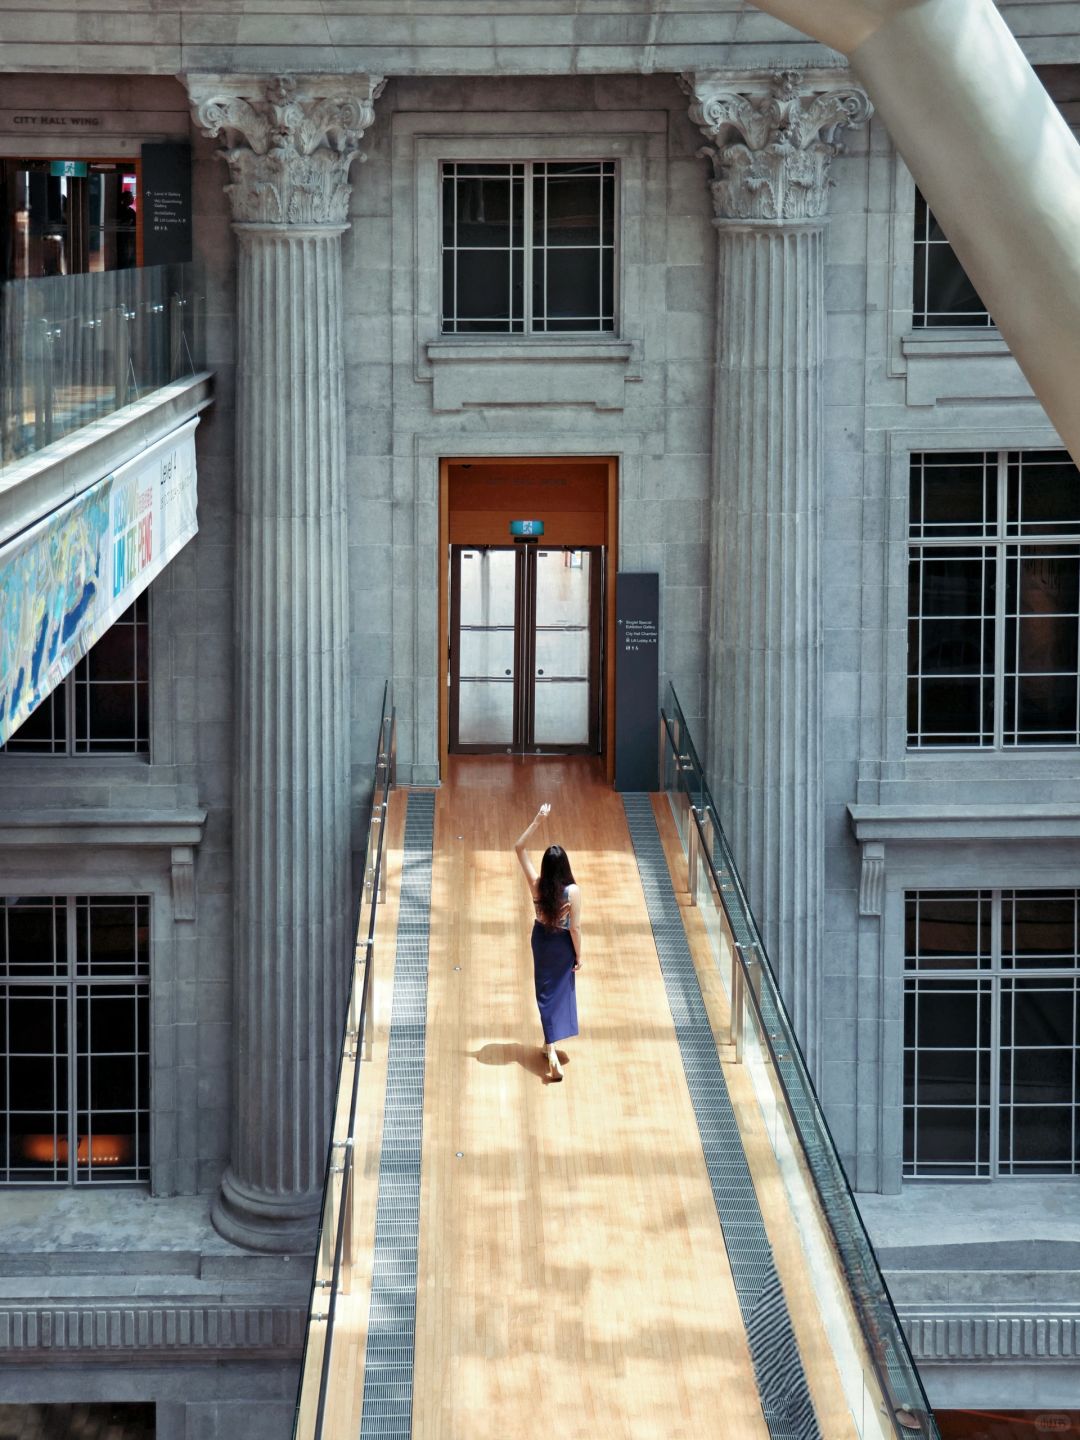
[326, 756, 857, 1440]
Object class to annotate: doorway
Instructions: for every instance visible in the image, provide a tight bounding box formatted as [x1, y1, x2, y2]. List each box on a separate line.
[439, 456, 617, 777]
[449, 543, 602, 754]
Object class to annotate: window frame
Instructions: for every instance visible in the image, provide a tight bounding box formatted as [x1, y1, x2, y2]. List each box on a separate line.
[439, 158, 619, 337]
[911, 186, 993, 330]
[0, 592, 151, 759]
[0, 893, 151, 1188]
[906, 448, 1080, 752]
[903, 887, 1080, 1180]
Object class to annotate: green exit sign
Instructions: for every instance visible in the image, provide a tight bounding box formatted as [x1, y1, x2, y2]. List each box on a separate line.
[510, 519, 544, 538]
[50, 160, 88, 178]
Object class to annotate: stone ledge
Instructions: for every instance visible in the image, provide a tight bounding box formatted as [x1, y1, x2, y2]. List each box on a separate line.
[0, 809, 206, 848]
[901, 329, 1009, 358]
[901, 1310, 1080, 1363]
[425, 338, 637, 411]
[0, 1303, 305, 1359]
[849, 803, 1080, 843]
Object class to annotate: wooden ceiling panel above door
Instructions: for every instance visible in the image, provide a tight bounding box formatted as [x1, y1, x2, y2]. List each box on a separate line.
[446, 457, 610, 547]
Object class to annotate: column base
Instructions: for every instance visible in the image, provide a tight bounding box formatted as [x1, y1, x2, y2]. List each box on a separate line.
[211, 1167, 323, 1253]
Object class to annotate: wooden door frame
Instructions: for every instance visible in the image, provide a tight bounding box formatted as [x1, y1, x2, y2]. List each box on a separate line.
[439, 455, 618, 783]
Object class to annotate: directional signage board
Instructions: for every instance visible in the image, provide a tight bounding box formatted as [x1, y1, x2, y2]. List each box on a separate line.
[614, 572, 660, 792]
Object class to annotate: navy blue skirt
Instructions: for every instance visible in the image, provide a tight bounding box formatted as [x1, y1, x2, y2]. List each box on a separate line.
[531, 921, 578, 1044]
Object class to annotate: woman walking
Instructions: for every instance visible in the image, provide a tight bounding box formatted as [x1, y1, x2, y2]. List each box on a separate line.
[514, 803, 582, 1082]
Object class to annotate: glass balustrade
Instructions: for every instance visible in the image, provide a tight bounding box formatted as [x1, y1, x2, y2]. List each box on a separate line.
[0, 262, 203, 469]
[661, 682, 939, 1440]
[293, 684, 396, 1440]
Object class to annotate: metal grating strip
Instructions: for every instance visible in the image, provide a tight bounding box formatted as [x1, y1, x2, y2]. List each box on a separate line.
[621, 794, 821, 1440]
[359, 790, 435, 1440]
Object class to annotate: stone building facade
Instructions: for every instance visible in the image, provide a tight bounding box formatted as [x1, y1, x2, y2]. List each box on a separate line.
[0, 4, 1078, 1432]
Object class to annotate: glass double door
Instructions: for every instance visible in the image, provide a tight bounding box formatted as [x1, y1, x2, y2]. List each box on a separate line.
[449, 544, 602, 754]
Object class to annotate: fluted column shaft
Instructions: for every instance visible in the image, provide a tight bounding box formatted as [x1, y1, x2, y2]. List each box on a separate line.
[710, 220, 824, 1062]
[188, 73, 382, 1251]
[683, 70, 871, 1073]
[213, 224, 351, 1249]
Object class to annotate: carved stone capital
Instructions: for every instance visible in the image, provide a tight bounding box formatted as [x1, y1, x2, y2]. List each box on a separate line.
[186, 72, 385, 227]
[681, 70, 871, 224]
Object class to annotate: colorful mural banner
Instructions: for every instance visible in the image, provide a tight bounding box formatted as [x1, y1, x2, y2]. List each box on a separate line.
[0, 419, 199, 746]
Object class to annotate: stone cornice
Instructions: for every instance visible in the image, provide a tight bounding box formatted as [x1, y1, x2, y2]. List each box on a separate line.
[849, 803, 1080, 844]
[0, 809, 207, 849]
[185, 72, 385, 226]
[0, 1301, 305, 1360]
[899, 1309, 1080, 1363]
[680, 69, 871, 223]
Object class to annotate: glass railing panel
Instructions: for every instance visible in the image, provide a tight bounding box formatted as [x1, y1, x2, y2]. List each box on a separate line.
[293, 683, 394, 1440]
[0, 262, 204, 469]
[661, 681, 938, 1440]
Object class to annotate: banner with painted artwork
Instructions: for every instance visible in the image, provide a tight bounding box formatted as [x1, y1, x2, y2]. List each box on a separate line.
[0, 418, 199, 746]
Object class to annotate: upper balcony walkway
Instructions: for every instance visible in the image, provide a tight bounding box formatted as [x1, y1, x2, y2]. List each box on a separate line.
[296, 745, 935, 1439]
[0, 263, 210, 747]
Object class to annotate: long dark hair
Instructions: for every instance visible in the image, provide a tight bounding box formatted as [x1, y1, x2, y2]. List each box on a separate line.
[536, 845, 575, 930]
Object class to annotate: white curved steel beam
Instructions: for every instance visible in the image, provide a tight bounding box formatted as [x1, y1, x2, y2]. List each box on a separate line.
[750, 0, 1080, 464]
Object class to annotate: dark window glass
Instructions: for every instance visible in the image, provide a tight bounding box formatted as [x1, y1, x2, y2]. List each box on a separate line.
[912, 188, 991, 328]
[2, 595, 149, 756]
[1007, 451, 1080, 537]
[442, 160, 615, 334]
[0, 895, 149, 1186]
[909, 453, 995, 539]
[907, 449, 1080, 749]
[1003, 891, 1078, 968]
[904, 888, 1080, 1179]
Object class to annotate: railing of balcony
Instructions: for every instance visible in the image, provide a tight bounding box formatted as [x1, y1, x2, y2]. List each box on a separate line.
[292, 683, 396, 1440]
[661, 682, 939, 1440]
[0, 262, 203, 469]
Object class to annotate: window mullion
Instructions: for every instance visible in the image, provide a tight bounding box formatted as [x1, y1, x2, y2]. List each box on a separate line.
[523, 162, 534, 337]
[65, 895, 76, 1185]
[993, 450, 1007, 749]
[989, 889, 1002, 1177]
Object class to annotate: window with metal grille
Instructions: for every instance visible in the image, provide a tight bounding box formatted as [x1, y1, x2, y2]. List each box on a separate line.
[912, 187, 992, 327]
[0, 895, 150, 1185]
[907, 450, 1080, 747]
[1, 593, 149, 755]
[904, 889, 1080, 1178]
[441, 160, 616, 334]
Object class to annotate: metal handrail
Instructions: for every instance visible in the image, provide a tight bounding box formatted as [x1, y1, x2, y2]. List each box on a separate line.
[660, 692, 937, 1440]
[292, 683, 395, 1440]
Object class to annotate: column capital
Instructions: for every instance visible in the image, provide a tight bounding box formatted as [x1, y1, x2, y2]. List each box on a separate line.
[680, 69, 871, 224]
[185, 72, 385, 226]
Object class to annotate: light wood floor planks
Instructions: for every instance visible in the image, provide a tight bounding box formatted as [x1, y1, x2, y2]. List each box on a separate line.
[321, 758, 860, 1439]
[412, 757, 769, 1440]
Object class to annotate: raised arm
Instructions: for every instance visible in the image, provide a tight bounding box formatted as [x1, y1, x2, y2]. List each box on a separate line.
[513, 803, 551, 891]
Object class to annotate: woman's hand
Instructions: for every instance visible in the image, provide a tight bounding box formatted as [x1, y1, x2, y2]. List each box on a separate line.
[537, 803, 551, 820]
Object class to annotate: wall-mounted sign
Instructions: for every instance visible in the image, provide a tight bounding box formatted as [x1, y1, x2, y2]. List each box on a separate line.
[141, 142, 193, 266]
[49, 160, 88, 178]
[9, 114, 102, 130]
[510, 519, 544, 538]
[0, 420, 200, 747]
[615, 572, 660, 792]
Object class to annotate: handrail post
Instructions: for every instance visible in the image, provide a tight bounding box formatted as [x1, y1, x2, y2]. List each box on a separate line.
[731, 942, 745, 1061]
[362, 940, 375, 1063]
[341, 1155, 354, 1296]
[687, 805, 699, 905]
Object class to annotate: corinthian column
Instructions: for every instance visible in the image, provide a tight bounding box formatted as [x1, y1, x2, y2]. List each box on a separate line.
[187, 72, 383, 1251]
[682, 71, 870, 1073]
